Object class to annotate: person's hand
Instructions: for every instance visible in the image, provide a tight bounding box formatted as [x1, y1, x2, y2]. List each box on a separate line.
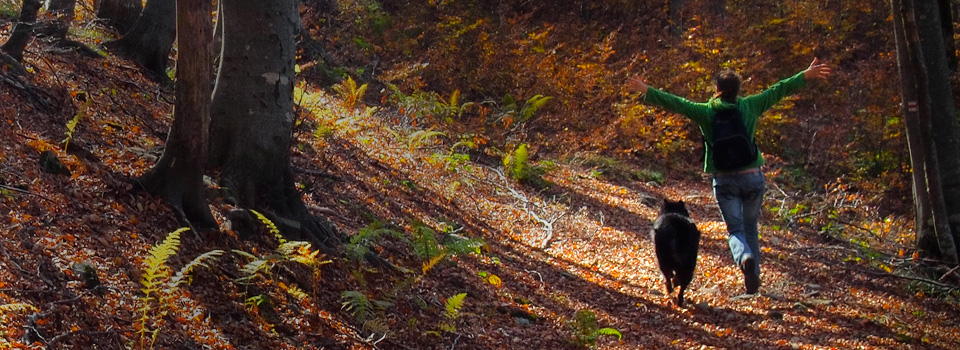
[625, 75, 649, 94]
[803, 58, 831, 80]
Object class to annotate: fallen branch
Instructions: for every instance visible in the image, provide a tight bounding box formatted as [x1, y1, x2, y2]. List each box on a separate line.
[940, 265, 960, 282]
[492, 169, 567, 249]
[846, 265, 958, 292]
[0, 184, 55, 203]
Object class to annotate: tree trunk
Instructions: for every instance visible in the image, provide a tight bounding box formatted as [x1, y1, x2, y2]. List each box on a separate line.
[95, 0, 142, 34]
[43, 0, 77, 41]
[901, 0, 959, 264]
[137, 0, 217, 230]
[210, 0, 337, 248]
[891, 0, 938, 259]
[668, 0, 684, 37]
[1, 0, 43, 62]
[915, 0, 960, 256]
[937, 0, 957, 71]
[104, 0, 176, 81]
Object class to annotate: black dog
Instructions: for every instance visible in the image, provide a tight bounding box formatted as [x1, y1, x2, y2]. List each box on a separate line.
[651, 199, 701, 307]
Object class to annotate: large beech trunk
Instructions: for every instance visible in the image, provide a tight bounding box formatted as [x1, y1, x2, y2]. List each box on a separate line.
[95, 0, 142, 34]
[136, 0, 216, 230]
[209, 0, 337, 248]
[104, 0, 176, 81]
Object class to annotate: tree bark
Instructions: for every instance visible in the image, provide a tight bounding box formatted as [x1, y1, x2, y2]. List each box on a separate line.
[891, 0, 938, 260]
[915, 0, 960, 257]
[209, 0, 337, 248]
[901, 0, 959, 263]
[668, 0, 684, 37]
[95, 0, 142, 34]
[104, 0, 176, 81]
[937, 0, 957, 71]
[43, 0, 77, 41]
[1, 0, 43, 62]
[137, 0, 217, 230]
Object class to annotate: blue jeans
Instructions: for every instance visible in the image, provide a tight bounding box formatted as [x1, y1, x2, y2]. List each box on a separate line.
[712, 170, 766, 278]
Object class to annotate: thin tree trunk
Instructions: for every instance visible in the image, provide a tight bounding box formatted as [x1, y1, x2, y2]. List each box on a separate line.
[1, 0, 43, 62]
[137, 0, 217, 230]
[668, 0, 684, 37]
[916, 0, 960, 257]
[210, 0, 337, 248]
[902, 0, 959, 264]
[104, 0, 176, 81]
[892, 0, 938, 259]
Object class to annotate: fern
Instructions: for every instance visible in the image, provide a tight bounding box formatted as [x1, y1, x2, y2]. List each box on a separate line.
[519, 94, 552, 122]
[171, 250, 224, 286]
[362, 318, 390, 336]
[248, 209, 283, 243]
[410, 222, 442, 260]
[407, 128, 445, 150]
[568, 309, 622, 348]
[444, 293, 467, 319]
[596, 328, 623, 340]
[421, 253, 446, 275]
[341, 291, 375, 324]
[333, 76, 368, 110]
[283, 283, 309, 301]
[442, 235, 485, 256]
[0, 303, 37, 313]
[137, 228, 221, 350]
[62, 92, 92, 151]
[347, 222, 405, 261]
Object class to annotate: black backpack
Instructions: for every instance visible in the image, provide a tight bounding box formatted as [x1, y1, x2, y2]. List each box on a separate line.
[709, 108, 757, 171]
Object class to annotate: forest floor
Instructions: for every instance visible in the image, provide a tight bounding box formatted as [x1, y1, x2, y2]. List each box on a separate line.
[2, 20, 960, 350]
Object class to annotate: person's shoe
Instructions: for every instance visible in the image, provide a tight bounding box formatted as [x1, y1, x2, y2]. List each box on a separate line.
[740, 255, 760, 294]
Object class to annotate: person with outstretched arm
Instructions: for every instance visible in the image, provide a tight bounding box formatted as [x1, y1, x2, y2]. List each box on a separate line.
[625, 59, 831, 295]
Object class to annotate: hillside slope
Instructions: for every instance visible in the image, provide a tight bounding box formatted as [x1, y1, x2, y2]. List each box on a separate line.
[1, 1, 959, 350]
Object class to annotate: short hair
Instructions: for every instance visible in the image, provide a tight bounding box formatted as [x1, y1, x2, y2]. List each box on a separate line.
[714, 70, 741, 103]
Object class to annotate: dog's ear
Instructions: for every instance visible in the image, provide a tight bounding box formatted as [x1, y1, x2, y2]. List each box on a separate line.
[678, 200, 685, 205]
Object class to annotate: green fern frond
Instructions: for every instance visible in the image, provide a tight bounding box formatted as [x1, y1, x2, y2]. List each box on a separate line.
[411, 222, 441, 260]
[449, 90, 460, 108]
[0, 303, 38, 313]
[442, 236, 485, 256]
[444, 293, 467, 319]
[231, 249, 258, 260]
[248, 210, 283, 243]
[596, 327, 623, 340]
[519, 94, 552, 122]
[407, 128, 446, 149]
[171, 250, 224, 286]
[341, 290, 375, 324]
[238, 259, 272, 282]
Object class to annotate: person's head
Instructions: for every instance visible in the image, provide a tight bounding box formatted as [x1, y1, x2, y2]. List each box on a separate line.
[713, 70, 741, 103]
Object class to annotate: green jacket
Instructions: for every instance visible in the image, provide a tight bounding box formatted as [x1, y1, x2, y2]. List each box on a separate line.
[643, 72, 808, 173]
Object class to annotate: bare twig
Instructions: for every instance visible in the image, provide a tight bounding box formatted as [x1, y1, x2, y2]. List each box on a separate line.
[847, 266, 958, 292]
[492, 169, 568, 248]
[940, 265, 960, 282]
[0, 184, 56, 203]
